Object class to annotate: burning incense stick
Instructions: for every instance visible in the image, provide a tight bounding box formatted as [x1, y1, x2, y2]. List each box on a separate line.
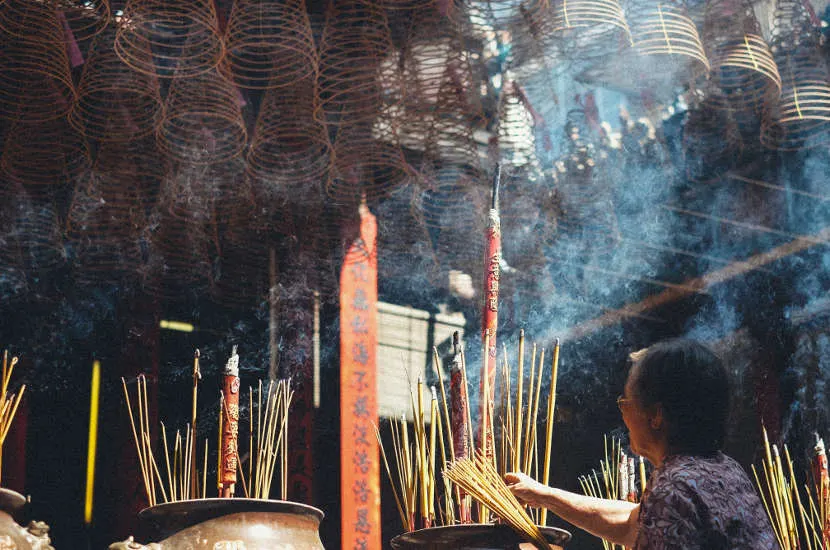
[190, 349, 201, 498]
[0, 351, 25, 487]
[540, 339, 560, 526]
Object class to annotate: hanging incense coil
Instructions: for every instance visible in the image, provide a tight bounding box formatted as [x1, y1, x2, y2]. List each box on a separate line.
[92, 136, 168, 211]
[376, 180, 441, 282]
[144, 167, 217, 299]
[223, 0, 317, 89]
[66, 139, 159, 284]
[0, 185, 68, 275]
[69, 28, 164, 143]
[247, 75, 332, 187]
[317, 0, 397, 128]
[495, 81, 543, 173]
[327, 116, 413, 203]
[58, 0, 111, 43]
[760, 0, 830, 150]
[423, 64, 486, 169]
[454, 0, 539, 36]
[582, 0, 708, 94]
[546, 0, 632, 63]
[1, 115, 89, 187]
[0, 183, 31, 299]
[507, 1, 573, 79]
[156, 69, 247, 165]
[414, 166, 488, 273]
[66, 172, 146, 286]
[683, 93, 743, 183]
[702, 0, 780, 123]
[629, 0, 708, 66]
[114, 0, 224, 79]
[0, 1, 76, 122]
[211, 172, 270, 309]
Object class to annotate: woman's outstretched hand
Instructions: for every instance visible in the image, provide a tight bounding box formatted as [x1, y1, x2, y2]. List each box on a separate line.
[505, 472, 552, 508]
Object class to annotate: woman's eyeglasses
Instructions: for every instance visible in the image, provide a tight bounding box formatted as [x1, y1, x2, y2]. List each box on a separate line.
[617, 395, 634, 410]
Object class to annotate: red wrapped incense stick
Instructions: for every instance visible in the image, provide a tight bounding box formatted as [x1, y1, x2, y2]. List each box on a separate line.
[220, 345, 240, 497]
[479, 164, 502, 464]
[449, 332, 472, 523]
[812, 434, 829, 547]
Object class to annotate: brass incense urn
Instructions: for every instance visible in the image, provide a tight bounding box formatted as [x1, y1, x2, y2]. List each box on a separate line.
[109, 498, 324, 550]
[0, 488, 54, 550]
[390, 524, 571, 550]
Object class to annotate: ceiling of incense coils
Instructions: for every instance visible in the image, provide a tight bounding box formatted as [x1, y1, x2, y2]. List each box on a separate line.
[0, 0, 828, 337]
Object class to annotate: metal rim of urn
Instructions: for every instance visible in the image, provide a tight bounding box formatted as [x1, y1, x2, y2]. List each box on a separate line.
[390, 524, 572, 549]
[0, 488, 28, 518]
[138, 498, 325, 540]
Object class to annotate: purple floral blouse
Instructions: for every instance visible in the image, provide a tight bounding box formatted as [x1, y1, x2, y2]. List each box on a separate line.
[635, 452, 778, 550]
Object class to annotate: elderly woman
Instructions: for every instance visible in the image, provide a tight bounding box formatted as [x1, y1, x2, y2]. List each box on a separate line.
[506, 338, 777, 549]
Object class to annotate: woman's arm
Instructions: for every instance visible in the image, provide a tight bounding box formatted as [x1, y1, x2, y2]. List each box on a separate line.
[505, 472, 640, 547]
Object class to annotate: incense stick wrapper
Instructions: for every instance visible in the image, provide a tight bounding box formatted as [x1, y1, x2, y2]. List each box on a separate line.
[220, 346, 241, 497]
[449, 333, 472, 523]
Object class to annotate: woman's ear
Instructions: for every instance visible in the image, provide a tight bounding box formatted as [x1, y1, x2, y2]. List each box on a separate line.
[649, 404, 664, 431]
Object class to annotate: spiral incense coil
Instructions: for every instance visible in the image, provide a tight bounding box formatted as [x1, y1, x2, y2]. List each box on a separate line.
[223, 0, 317, 89]
[625, 0, 709, 84]
[327, 118, 413, 203]
[66, 173, 145, 285]
[92, 137, 168, 211]
[247, 76, 332, 186]
[375, 180, 441, 281]
[65, 139, 157, 283]
[211, 178, 270, 309]
[114, 0, 224, 79]
[413, 166, 487, 269]
[317, 0, 397, 128]
[69, 29, 164, 143]
[708, 34, 781, 109]
[683, 94, 743, 183]
[496, 81, 542, 173]
[144, 171, 217, 299]
[0, 1, 76, 122]
[422, 64, 486, 169]
[1, 116, 89, 187]
[144, 210, 214, 300]
[760, 0, 830, 150]
[0, 185, 67, 274]
[157, 69, 247, 165]
[703, 0, 780, 119]
[760, 51, 830, 149]
[0, 184, 31, 299]
[546, 0, 632, 62]
[58, 0, 111, 43]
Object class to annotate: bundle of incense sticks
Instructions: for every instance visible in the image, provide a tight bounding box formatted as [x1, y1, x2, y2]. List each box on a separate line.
[377, 330, 562, 533]
[122, 349, 294, 506]
[751, 427, 820, 550]
[445, 452, 551, 550]
[578, 436, 646, 550]
[0, 351, 25, 486]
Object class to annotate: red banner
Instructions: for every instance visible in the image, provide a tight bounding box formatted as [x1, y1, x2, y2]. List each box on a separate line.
[341, 203, 380, 550]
